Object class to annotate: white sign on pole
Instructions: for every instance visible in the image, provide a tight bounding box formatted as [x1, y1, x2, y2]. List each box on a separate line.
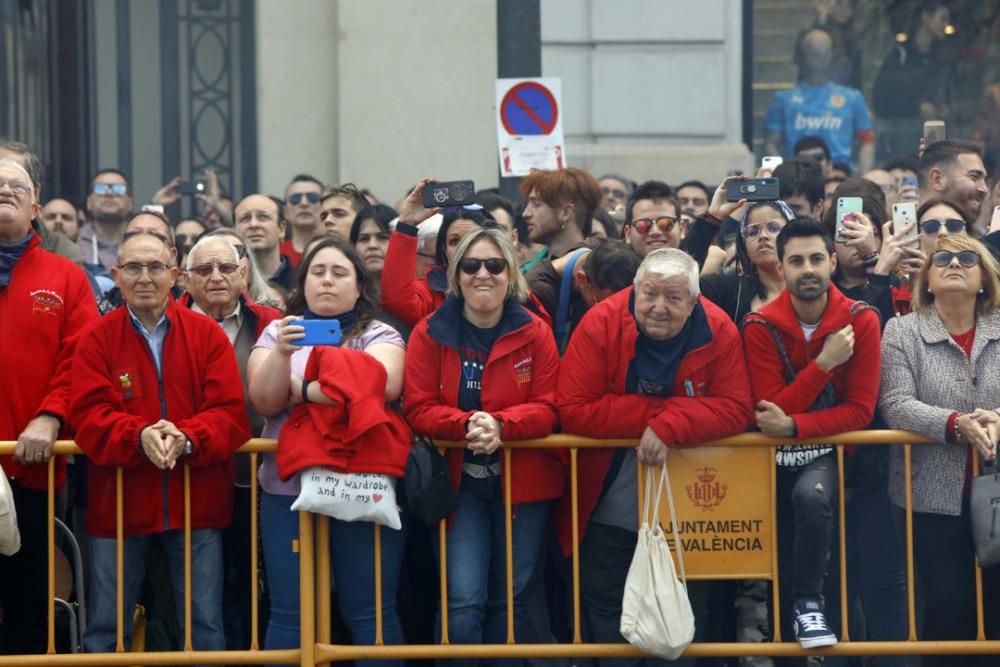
[495, 77, 565, 177]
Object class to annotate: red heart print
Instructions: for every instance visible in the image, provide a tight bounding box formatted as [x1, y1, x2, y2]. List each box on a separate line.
[372, 494, 383, 503]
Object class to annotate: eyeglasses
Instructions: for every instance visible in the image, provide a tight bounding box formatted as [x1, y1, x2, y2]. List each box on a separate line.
[930, 250, 980, 268]
[93, 183, 128, 196]
[632, 217, 679, 236]
[289, 192, 321, 205]
[920, 218, 965, 235]
[118, 261, 169, 277]
[123, 230, 172, 246]
[602, 186, 627, 199]
[458, 257, 508, 275]
[742, 220, 785, 238]
[188, 262, 240, 277]
[0, 179, 32, 197]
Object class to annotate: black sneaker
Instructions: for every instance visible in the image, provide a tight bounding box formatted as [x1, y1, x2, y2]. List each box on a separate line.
[792, 598, 837, 649]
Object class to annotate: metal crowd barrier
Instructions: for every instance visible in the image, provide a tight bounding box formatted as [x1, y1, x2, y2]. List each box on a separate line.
[0, 431, 998, 665]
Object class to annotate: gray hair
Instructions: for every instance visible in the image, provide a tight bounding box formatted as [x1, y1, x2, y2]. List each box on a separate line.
[186, 235, 241, 270]
[598, 173, 634, 195]
[202, 227, 272, 305]
[634, 248, 700, 298]
[0, 158, 36, 204]
[0, 139, 42, 189]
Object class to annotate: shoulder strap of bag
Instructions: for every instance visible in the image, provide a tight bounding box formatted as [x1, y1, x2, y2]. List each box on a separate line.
[743, 312, 796, 380]
[661, 456, 687, 591]
[556, 250, 589, 345]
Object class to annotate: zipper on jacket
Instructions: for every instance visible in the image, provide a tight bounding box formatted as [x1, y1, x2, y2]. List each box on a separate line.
[135, 322, 171, 533]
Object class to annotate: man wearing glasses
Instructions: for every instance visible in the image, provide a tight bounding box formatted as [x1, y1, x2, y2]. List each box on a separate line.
[280, 174, 324, 267]
[77, 169, 134, 270]
[0, 158, 98, 654]
[70, 231, 250, 656]
[179, 234, 280, 652]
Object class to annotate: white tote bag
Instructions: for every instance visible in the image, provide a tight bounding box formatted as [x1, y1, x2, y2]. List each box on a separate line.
[620, 457, 695, 660]
[0, 465, 20, 556]
[291, 467, 401, 530]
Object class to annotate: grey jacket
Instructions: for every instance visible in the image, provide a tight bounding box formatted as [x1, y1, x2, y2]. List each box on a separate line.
[879, 308, 1000, 516]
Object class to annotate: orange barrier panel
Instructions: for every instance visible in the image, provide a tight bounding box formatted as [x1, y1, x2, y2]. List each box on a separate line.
[5, 431, 1000, 665]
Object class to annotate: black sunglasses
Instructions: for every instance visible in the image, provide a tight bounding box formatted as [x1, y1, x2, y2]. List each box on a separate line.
[920, 218, 966, 235]
[930, 250, 980, 268]
[458, 257, 508, 275]
[289, 192, 321, 205]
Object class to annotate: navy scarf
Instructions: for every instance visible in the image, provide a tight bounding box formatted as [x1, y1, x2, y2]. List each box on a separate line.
[0, 231, 35, 288]
[625, 292, 713, 396]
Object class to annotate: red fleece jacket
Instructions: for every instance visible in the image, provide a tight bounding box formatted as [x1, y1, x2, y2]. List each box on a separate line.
[404, 298, 563, 504]
[742, 285, 880, 439]
[554, 288, 753, 553]
[0, 235, 98, 491]
[70, 299, 251, 537]
[276, 346, 411, 480]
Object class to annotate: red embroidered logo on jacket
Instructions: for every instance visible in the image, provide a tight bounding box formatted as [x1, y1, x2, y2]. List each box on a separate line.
[513, 356, 533, 386]
[30, 289, 63, 317]
[116, 369, 139, 400]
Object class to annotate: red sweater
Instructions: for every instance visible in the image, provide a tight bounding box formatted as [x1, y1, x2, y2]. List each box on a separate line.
[554, 288, 753, 553]
[404, 296, 563, 504]
[177, 291, 282, 339]
[276, 346, 412, 479]
[70, 299, 251, 537]
[742, 285, 880, 440]
[0, 235, 98, 491]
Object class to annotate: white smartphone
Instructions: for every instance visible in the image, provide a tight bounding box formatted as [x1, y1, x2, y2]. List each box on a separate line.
[761, 155, 783, 172]
[892, 202, 918, 249]
[836, 197, 863, 243]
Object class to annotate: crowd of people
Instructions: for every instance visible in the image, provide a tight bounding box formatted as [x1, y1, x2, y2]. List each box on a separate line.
[1, 119, 1000, 667]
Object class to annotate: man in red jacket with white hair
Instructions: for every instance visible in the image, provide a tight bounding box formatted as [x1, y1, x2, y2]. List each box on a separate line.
[743, 218, 880, 652]
[0, 157, 98, 654]
[71, 231, 250, 656]
[557, 247, 753, 665]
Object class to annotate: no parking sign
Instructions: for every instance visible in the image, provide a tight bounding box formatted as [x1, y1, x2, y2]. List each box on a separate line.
[496, 77, 565, 177]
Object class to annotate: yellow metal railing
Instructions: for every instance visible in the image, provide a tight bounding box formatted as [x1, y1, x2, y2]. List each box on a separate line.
[2, 431, 999, 665]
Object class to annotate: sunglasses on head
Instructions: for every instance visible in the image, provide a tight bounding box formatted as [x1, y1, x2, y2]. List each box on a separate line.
[930, 250, 980, 268]
[632, 216, 678, 236]
[742, 220, 785, 239]
[444, 204, 484, 217]
[188, 262, 241, 277]
[93, 183, 128, 196]
[289, 192, 321, 205]
[920, 218, 965, 235]
[458, 257, 508, 276]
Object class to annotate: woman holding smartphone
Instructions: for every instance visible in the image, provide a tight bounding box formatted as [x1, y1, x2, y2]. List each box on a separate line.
[248, 236, 407, 667]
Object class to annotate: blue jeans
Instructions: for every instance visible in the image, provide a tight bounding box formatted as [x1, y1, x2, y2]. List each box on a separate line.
[84, 528, 224, 659]
[260, 491, 406, 667]
[434, 474, 552, 667]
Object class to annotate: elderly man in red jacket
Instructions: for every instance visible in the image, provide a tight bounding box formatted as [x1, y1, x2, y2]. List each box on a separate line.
[70, 231, 250, 656]
[0, 158, 98, 654]
[557, 247, 753, 666]
[742, 218, 880, 652]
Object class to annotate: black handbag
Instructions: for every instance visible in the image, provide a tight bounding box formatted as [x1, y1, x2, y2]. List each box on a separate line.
[403, 435, 459, 525]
